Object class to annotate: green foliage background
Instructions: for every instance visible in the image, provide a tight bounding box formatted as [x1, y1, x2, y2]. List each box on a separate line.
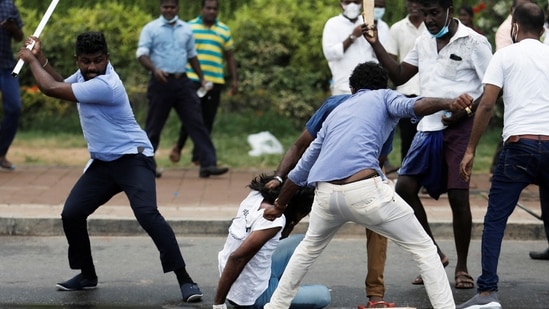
[14, 0, 549, 135]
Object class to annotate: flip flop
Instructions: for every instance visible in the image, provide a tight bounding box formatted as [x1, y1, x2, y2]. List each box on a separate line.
[358, 300, 396, 308]
[455, 271, 475, 289]
[0, 158, 15, 171]
[411, 255, 449, 285]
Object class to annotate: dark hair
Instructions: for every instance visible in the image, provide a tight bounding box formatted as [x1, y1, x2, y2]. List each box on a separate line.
[419, 0, 453, 9]
[160, 0, 179, 5]
[75, 32, 108, 56]
[513, 2, 544, 33]
[248, 173, 281, 204]
[247, 173, 314, 238]
[459, 5, 473, 17]
[349, 61, 388, 91]
[201, 0, 218, 7]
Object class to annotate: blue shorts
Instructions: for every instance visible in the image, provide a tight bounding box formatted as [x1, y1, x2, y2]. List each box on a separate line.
[399, 131, 446, 199]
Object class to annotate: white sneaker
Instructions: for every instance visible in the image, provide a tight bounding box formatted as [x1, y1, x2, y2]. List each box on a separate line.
[456, 293, 502, 309]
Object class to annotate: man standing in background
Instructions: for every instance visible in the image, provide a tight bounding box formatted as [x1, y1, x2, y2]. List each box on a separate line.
[385, 0, 424, 163]
[169, 0, 238, 165]
[137, 0, 228, 178]
[322, 0, 389, 96]
[0, 0, 23, 171]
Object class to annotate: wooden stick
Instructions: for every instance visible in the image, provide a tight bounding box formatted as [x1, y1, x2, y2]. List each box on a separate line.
[362, 0, 374, 36]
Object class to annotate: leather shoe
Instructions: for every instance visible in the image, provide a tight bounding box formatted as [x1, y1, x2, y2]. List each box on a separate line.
[199, 166, 229, 178]
[529, 247, 549, 260]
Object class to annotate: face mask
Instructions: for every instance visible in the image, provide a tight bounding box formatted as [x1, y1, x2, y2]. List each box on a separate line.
[373, 7, 385, 20]
[510, 23, 519, 43]
[161, 15, 178, 24]
[342, 3, 362, 20]
[432, 8, 450, 39]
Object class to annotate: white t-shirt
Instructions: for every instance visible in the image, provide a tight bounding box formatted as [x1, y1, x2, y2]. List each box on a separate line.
[217, 191, 285, 306]
[482, 39, 549, 142]
[404, 19, 492, 131]
[322, 14, 389, 95]
[386, 16, 426, 96]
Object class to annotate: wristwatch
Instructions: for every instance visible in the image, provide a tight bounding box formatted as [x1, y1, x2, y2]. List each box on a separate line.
[349, 34, 357, 42]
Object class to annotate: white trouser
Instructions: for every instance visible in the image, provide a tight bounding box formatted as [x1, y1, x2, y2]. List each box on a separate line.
[264, 177, 455, 309]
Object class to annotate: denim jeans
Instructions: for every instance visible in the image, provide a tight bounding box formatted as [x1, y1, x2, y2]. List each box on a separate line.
[477, 138, 549, 292]
[264, 177, 454, 309]
[0, 69, 22, 156]
[229, 234, 331, 309]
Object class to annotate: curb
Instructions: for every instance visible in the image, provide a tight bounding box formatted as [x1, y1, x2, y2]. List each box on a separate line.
[0, 217, 544, 240]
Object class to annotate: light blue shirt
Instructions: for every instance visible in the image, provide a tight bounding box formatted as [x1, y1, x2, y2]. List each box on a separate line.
[66, 63, 154, 161]
[136, 17, 198, 73]
[305, 94, 394, 157]
[289, 89, 420, 187]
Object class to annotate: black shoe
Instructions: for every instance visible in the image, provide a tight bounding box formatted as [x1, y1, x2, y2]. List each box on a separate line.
[529, 247, 549, 260]
[56, 274, 98, 291]
[199, 166, 229, 178]
[180, 282, 203, 302]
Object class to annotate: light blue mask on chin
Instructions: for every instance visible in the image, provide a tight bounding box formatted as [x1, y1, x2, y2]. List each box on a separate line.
[432, 9, 450, 39]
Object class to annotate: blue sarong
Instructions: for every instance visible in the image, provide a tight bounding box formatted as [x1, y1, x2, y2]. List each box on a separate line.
[398, 131, 447, 199]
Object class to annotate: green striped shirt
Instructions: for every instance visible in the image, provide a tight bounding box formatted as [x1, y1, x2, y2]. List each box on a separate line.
[186, 16, 234, 84]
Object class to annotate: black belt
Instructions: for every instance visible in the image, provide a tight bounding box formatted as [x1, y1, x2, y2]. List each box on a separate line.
[166, 73, 187, 79]
[329, 171, 379, 185]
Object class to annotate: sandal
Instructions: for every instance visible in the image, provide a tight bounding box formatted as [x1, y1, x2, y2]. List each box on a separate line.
[411, 255, 449, 285]
[455, 271, 475, 289]
[0, 157, 15, 171]
[358, 300, 396, 308]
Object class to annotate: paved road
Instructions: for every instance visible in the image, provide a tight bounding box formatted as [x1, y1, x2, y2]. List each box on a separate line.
[1, 236, 548, 309]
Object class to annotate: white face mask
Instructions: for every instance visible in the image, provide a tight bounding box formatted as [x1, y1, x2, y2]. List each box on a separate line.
[342, 3, 362, 20]
[374, 7, 385, 20]
[161, 15, 178, 24]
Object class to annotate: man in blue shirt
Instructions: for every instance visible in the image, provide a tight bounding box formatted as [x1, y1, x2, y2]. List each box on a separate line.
[137, 0, 228, 178]
[265, 95, 396, 308]
[18, 31, 203, 303]
[262, 62, 474, 309]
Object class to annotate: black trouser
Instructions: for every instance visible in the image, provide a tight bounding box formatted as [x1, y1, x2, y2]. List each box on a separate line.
[145, 75, 217, 167]
[176, 82, 223, 162]
[61, 154, 185, 273]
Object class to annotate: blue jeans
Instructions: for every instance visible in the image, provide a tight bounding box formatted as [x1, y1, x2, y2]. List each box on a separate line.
[0, 68, 22, 156]
[477, 138, 549, 292]
[228, 235, 330, 309]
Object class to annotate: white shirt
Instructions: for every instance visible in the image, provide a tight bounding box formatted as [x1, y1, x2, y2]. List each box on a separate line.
[217, 191, 284, 306]
[482, 39, 549, 142]
[386, 16, 426, 96]
[404, 19, 492, 131]
[322, 14, 389, 95]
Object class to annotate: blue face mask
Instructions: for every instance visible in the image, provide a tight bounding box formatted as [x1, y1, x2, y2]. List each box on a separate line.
[432, 8, 450, 39]
[373, 7, 385, 20]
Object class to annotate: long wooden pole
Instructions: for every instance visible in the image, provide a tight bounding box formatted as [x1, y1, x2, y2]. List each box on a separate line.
[11, 0, 60, 77]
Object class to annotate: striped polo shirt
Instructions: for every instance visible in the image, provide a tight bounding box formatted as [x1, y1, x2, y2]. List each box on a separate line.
[186, 16, 234, 84]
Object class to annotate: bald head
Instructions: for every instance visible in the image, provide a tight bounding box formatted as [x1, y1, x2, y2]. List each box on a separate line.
[512, 2, 544, 34]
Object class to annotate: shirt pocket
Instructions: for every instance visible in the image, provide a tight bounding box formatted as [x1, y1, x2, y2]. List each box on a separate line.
[437, 54, 462, 80]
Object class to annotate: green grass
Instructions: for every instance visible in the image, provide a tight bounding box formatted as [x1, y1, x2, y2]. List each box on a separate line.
[13, 110, 502, 173]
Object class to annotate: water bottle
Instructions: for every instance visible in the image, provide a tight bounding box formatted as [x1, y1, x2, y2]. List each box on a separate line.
[197, 81, 213, 98]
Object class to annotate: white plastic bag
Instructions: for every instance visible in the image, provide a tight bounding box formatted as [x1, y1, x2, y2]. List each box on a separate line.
[247, 131, 284, 156]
